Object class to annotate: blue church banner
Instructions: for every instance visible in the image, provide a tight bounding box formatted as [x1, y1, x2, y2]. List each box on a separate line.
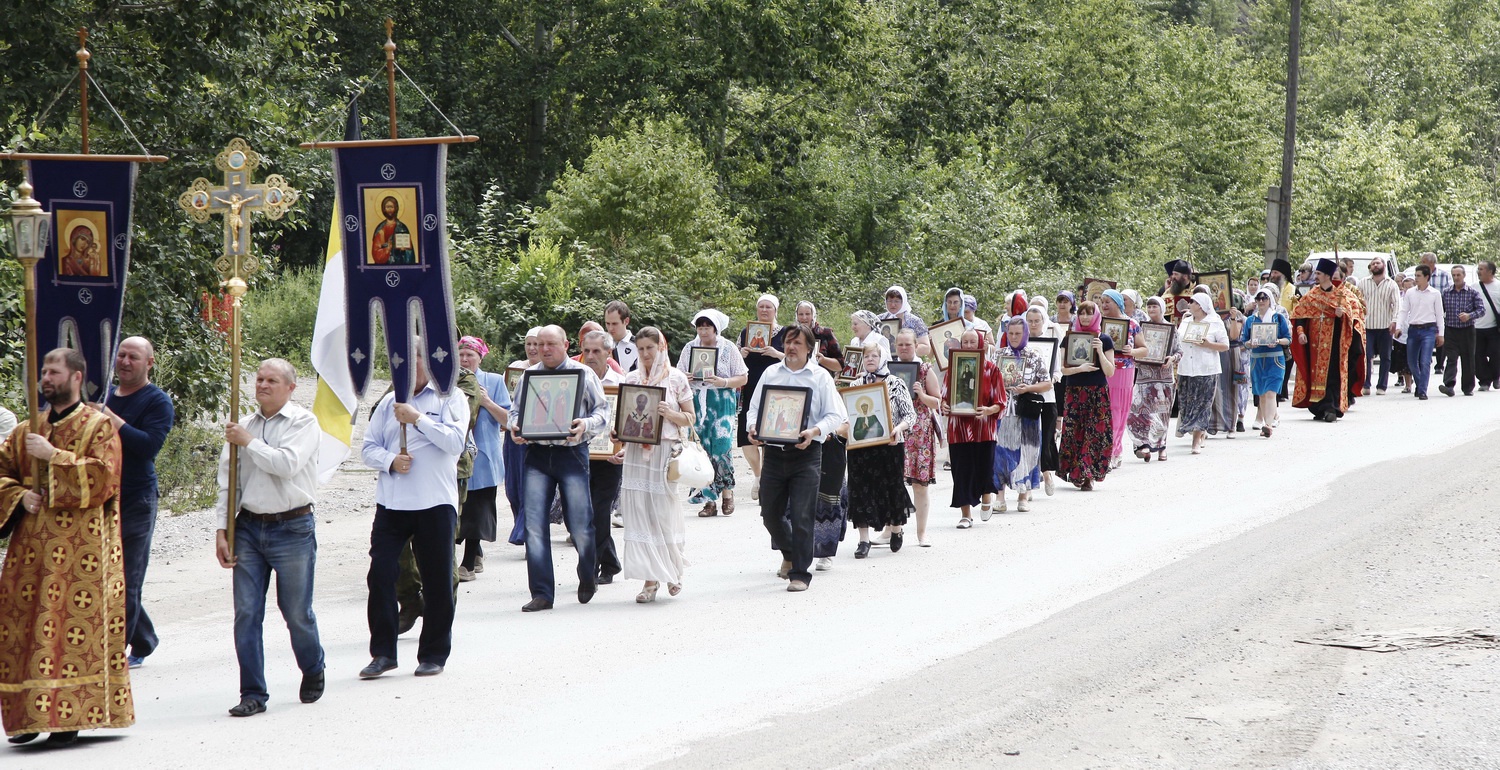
[333, 143, 458, 400]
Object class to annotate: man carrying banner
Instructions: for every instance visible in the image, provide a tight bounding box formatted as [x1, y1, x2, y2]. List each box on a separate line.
[213, 359, 326, 717]
[0, 349, 130, 746]
[100, 336, 175, 668]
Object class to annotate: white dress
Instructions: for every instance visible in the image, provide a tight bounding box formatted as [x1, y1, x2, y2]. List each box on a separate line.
[620, 368, 693, 583]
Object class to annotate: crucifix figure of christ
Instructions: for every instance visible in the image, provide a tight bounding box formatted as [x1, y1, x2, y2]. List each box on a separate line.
[177, 137, 299, 557]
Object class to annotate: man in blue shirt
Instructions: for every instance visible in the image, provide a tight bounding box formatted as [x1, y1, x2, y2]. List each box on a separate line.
[101, 336, 176, 668]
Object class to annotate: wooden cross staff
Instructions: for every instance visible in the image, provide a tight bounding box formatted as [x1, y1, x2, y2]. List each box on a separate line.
[178, 138, 298, 556]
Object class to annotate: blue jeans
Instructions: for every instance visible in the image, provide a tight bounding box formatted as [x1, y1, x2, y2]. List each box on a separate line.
[1406, 324, 1438, 396]
[522, 444, 597, 602]
[1365, 327, 1393, 392]
[233, 514, 325, 703]
[120, 490, 159, 659]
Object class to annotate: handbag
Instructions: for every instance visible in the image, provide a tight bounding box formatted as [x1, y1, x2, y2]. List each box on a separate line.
[668, 426, 715, 488]
[1014, 392, 1044, 418]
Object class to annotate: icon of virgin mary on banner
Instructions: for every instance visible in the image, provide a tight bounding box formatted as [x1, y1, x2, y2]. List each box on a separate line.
[26, 158, 138, 401]
[334, 143, 458, 398]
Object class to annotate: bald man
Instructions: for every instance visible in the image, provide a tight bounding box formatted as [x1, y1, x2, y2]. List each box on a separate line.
[103, 336, 177, 667]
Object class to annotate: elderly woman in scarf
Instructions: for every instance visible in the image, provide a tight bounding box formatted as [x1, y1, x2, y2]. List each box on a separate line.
[1122, 289, 1150, 323]
[881, 285, 932, 353]
[846, 335, 916, 558]
[991, 317, 1050, 511]
[1239, 287, 1291, 437]
[1195, 285, 1242, 437]
[619, 327, 696, 602]
[1058, 300, 1116, 490]
[943, 328, 1005, 526]
[738, 294, 787, 500]
[1173, 293, 1231, 454]
[504, 327, 547, 545]
[1128, 296, 1176, 462]
[455, 335, 511, 580]
[679, 309, 749, 516]
[1099, 289, 1146, 468]
[965, 293, 993, 342]
[795, 300, 844, 376]
[1023, 302, 1063, 494]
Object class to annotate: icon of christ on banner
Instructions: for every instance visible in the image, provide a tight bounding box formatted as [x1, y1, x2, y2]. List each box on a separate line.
[364, 186, 419, 265]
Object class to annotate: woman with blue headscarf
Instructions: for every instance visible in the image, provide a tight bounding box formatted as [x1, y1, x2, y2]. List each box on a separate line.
[1099, 289, 1146, 467]
[991, 317, 1049, 511]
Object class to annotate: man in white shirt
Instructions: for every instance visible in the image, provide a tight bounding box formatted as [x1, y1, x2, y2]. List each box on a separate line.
[581, 330, 625, 583]
[1421, 252, 1451, 374]
[1474, 261, 1500, 391]
[605, 300, 639, 373]
[213, 359, 324, 717]
[1398, 264, 1445, 400]
[747, 325, 848, 592]
[1356, 256, 1401, 394]
[359, 346, 470, 678]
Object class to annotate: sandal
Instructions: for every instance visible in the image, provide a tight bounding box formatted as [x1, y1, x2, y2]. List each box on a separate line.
[721, 491, 735, 516]
[956, 517, 973, 529]
[698, 502, 718, 517]
[668, 582, 682, 597]
[636, 582, 659, 603]
[1157, 450, 1168, 462]
[1079, 479, 1094, 491]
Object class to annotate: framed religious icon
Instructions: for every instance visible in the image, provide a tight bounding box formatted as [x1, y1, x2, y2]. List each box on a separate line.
[839, 345, 865, 383]
[998, 352, 1023, 387]
[615, 383, 666, 446]
[688, 346, 720, 381]
[887, 361, 921, 395]
[1027, 336, 1060, 374]
[1136, 322, 1176, 365]
[1063, 331, 1099, 368]
[1199, 269, 1233, 316]
[1249, 322, 1279, 347]
[1080, 277, 1118, 305]
[744, 321, 773, 351]
[589, 386, 622, 459]
[362, 187, 421, 265]
[879, 318, 902, 349]
[755, 385, 812, 445]
[1181, 321, 1210, 345]
[505, 365, 526, 395]
[842, 381, 894, 450]
[1101, 318, 1130, 348]
[929, 318, 967, 372]
[946, 349, 984, 416]
[516, 369, 584, 441]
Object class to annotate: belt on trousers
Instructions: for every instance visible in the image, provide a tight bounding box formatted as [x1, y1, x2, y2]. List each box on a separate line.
[1410, 322, 1436, 329]
[238, 504, 313, 522]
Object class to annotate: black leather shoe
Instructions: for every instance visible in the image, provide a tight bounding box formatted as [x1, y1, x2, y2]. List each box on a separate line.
[1440, 384, 1455, 397]
[46, 731, 78, 746]
[890, 532, 904, 553]
[7, 733, 39, 745]
[521, 598, 553, 612]
[855, 541, 871, 559]
[596, 572, 614, 585]
[359, 657, 398, 679]
[578, 580, 597, 604]
[300, 670, 325, 703]
[228, 697, 267, 717]
[414, 661, 444, 677]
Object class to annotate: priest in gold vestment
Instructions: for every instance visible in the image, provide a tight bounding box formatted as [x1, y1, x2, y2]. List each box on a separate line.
[0, 348, 129, 747]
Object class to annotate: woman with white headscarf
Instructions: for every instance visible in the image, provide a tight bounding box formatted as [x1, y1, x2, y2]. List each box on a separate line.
[1195, 285, 1241, 438]
[1238, 287, 1291, 437]
[620, 327, 695, 602]
[795, 300, 844, 376]
[1024, 303, 1062, 494]
[1128, 296, 1176, 462]
[679, 309, 749, 516]
[1173, 293, 1231, 454]
[738, 294, 787, 501]
[991, 317, 1049, 511]
[880, 285, 932, 353]
[847, 335, 916, 558]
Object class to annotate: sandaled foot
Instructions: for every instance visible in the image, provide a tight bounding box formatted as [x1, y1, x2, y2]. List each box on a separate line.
[698, 501, 718, 517]
[668, 582, 682, 596]
[636, 582, 659, 603]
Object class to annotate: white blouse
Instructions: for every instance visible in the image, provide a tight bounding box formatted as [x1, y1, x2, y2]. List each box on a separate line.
[1175, 315, 1228, 377]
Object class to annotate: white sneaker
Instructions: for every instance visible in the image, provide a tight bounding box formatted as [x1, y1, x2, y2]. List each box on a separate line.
[751, 477, 760, 501]
[1016, 496, 1030, 512]
[1252, 420, 1263, 430]
[815, 557, 833, 571]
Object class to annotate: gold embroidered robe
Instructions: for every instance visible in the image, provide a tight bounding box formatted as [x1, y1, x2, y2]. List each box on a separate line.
[0, 406, 130, 737]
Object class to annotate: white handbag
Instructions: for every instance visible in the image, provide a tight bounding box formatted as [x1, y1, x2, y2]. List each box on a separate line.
[668, 427, 715, 488]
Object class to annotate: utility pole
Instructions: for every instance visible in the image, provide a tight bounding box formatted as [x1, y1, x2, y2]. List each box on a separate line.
[1272, 0, 1302, 268]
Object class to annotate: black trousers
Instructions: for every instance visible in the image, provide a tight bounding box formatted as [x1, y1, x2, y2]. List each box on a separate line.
[1442, 325, 1477, 394]
[1039, 402, 1059, 472]
[1476, 327, 1500, 387]
[759, 442, 822, 584]
[368, 504, 456, 665]
[588, 459, 623, 577]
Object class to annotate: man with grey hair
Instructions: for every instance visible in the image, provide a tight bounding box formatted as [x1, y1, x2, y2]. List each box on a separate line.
[580, 329, 624, 582]
[214, 359, 325, 717]
[512, 325, 611, 611]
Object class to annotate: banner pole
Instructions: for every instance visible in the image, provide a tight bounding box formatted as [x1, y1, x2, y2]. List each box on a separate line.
[77, 28, 90, 154]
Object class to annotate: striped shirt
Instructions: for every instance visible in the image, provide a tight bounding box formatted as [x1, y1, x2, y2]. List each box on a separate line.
[1356, 275, 1401, 330]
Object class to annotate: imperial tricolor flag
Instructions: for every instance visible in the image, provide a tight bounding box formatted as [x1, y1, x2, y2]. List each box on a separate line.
[333, 143, 458, 400]
[25, 158, 137, 401]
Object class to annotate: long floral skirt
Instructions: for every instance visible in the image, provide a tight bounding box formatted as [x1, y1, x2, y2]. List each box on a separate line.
[904, 409, 938, 485]
[690, 387, 738, 502]
[1176, 374, 1218, 435]
[994, 414, 1042, 492]
[1106, 366, 1135, 459]
[1208, 350, 1236, 434]
[848, 443, 914, 529]
[1058, 385, 1112, 484]
[620, 441, 686, 584]
[949, 440, 998, 508]
[1128, 380, 1174, 453]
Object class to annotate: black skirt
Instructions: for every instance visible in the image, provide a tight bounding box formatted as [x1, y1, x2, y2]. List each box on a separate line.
[457, 485, 498, 543]
[847, 443, 914, 529]
[949, 440, 998, 508]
